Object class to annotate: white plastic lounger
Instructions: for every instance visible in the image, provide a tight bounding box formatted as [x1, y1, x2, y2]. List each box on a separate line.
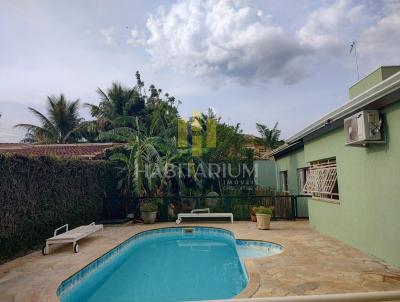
[43, 222, 103, 255]
[176, 208, 233, 224]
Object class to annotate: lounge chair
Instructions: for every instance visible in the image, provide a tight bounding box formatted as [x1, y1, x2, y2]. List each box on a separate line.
[176, 208, 234, 224]
[42, 222, 103, 255]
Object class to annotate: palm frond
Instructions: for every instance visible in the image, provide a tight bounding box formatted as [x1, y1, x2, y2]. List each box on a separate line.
[27, 107, 57, 135]
[62, 125, 83, 143]
[96, 87, 111, 104]
[113, 115, 138, 127]
[109, 152, 129, 164]
[98, 127, 136, 142]
[84, 103, 102, 118]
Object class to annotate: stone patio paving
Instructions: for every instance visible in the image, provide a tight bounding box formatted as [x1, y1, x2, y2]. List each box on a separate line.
[0, 221, 399, 302]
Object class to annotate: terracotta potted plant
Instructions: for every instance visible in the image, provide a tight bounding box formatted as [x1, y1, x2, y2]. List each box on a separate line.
[250, 207, 257, 222]
[140, 202, 158, 224]
[255, 206, 273, 230]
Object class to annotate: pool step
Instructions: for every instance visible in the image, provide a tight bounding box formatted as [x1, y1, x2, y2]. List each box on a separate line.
[182, 227, 195, 238]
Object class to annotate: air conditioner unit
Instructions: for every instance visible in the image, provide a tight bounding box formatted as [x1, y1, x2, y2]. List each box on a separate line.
[344, 110, 383, 145]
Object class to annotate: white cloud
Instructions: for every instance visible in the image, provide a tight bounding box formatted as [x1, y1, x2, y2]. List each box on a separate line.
[127, 27, 147, 46]
[358, 3, 400, 65]
[128, 0, 400, 85]
[296, 0, 365, 57]
[100, 27, 115, 46]
[129, 0, 307, 84]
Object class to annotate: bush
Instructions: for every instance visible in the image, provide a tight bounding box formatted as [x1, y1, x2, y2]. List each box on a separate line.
[103, 161, 134, 219]
[140, 202, 158, 212]
[255, 206, 273, 215]
[0, 154, 105, 263]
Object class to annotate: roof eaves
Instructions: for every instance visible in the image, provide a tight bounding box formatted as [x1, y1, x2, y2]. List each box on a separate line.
[269, 140, 303, 158]
[286, 70, 400, 144]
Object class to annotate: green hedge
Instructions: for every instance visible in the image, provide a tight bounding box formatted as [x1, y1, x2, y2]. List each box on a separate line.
[103, 161, 134, 219]
[0, 154, 105, 263]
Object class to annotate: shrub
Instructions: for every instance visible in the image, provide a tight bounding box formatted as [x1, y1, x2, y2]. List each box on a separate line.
[255, 206, 273, 215]
[140, 202, 158, 212]
[0, 154, 105, 263]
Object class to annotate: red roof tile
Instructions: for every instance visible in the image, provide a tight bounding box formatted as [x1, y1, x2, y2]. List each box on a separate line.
[0, 143, 124, 159]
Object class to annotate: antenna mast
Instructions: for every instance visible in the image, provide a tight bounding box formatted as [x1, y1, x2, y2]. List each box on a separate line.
[350, 41, 360, 80]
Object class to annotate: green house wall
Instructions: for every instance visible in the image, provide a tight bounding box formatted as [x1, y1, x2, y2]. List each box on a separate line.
[304, 101, 400, 267]
[275, 148, 309, 217]
[349, 66, 400, 99]
[270, 100, 399, 266]
[254, 160, 277, 189]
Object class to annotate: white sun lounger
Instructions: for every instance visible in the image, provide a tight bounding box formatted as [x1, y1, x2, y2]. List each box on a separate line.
[176, 208, 233, 224]
[43, 222, 103, 255]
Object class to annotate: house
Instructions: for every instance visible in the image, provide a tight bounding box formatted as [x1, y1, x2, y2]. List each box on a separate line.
[269, 66, 400, 267]
[242, 134, 272, 160]
[0, 143, 123, 159]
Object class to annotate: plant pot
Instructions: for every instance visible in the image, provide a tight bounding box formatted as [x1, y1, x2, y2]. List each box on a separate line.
[141, 211, 157, 224]
[256, 214, 271, 230]
[250, 213, 257, 222]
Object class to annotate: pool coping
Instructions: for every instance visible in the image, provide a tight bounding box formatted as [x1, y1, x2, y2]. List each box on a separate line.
[235, 259, 261, 298]
[234, 239, 285, 298]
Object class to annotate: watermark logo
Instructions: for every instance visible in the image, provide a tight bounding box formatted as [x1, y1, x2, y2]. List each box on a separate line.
[142, 162, 257, 181]
[178, 111, 216, 156]
[174, 111, 255, 191]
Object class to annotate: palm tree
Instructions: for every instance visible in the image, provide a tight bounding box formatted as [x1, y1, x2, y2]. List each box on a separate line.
[15, 94, 83, 144]
[255, 122, 284, 149]
[85, 82, 145, 132]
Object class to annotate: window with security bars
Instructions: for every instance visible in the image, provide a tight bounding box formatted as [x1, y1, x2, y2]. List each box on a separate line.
[303, 158, 339, 201]
[280, 170, 288, 192]
[297, 167, 309, 193]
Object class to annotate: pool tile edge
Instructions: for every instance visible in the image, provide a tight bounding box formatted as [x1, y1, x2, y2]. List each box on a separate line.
[235, 259, 261, 298]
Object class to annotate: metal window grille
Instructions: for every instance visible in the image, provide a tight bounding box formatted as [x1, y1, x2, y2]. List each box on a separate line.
[303, 159, 338, 200]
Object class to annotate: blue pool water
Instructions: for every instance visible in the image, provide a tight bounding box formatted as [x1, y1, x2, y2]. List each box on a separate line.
[58, 227, 282, 302]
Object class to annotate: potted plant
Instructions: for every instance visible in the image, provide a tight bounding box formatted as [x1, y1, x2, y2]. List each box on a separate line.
[255, 206, 273, 230]
[140, 202, 158, 224]
[250, 207, 257, 222]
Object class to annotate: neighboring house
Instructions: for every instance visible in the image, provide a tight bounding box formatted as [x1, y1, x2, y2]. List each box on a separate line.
[242, 134, 272, 160]
[0, 143, 123, 159]
[241, 134, 278, 190]
[270, 66, 400, 267]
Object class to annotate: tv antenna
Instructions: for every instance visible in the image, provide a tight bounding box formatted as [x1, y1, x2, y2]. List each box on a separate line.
[350, 41, 360, 80]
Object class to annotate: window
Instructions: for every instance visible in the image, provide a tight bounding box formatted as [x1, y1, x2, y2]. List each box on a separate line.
[303, 158, 339, 201]
[280, 170, 288, 192]
[297, 167, 309, 193]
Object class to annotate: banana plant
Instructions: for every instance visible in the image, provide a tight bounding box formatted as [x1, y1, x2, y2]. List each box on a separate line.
[100, 117, 160, 197]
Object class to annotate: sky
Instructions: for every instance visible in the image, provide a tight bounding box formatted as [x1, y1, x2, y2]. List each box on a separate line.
[0, 0, 399, 142]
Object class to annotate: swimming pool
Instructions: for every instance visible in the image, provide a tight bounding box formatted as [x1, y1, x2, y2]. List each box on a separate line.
[58, 227, 282, 302]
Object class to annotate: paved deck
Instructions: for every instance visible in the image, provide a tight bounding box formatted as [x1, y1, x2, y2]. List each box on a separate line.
[0, 221, 400, 301]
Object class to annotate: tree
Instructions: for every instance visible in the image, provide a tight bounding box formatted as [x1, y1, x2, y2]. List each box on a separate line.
[85, 82, 145, 132]
[255, 122, 284, 149]
[15, 94, 83, 144]
[85, 71, 179, 140]
[100, 118, 161, 197]
[103, 114, 198, 198]
[153, 136, 194, 195]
